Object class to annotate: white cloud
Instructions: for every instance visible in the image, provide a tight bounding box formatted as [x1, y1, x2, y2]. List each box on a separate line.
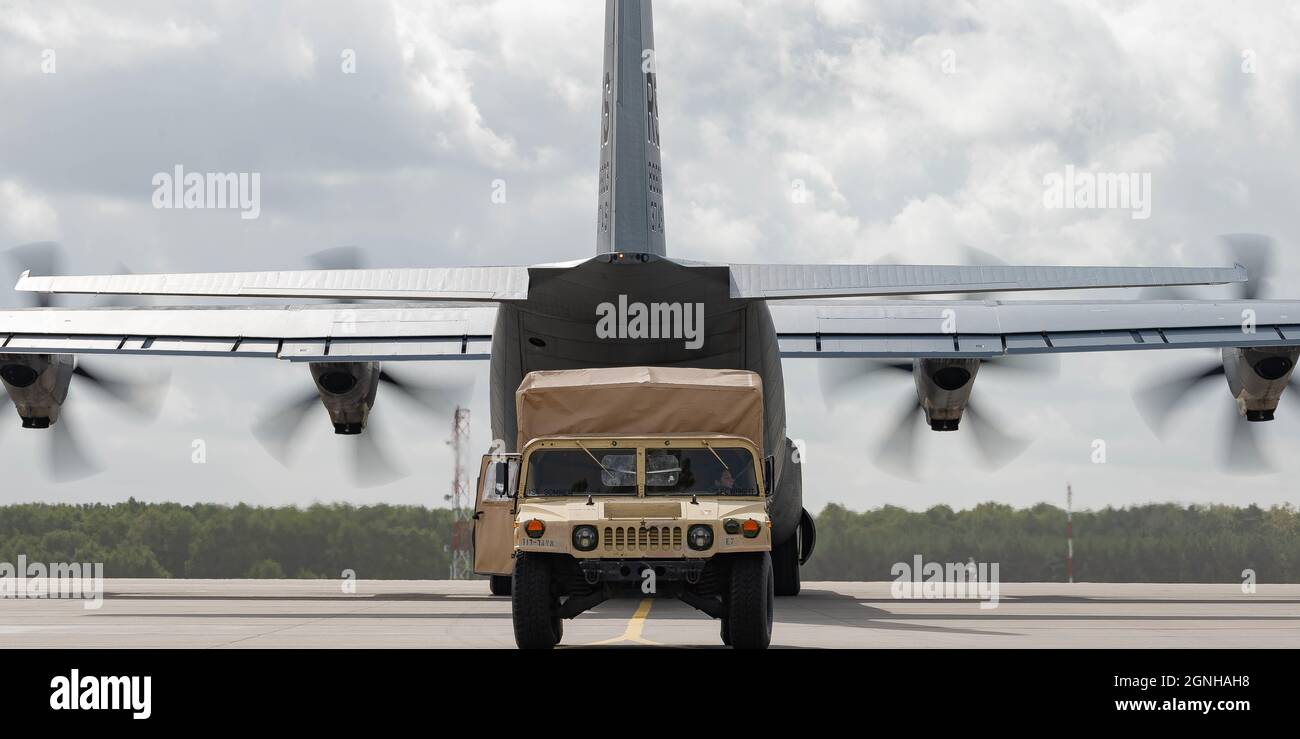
[0, 180, 60, 242]
[392, 0, 520, 168]
[0, 2, 217, 71]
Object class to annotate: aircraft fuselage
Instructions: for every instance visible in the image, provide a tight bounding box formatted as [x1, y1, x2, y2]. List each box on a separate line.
[488, 255, 803, 543]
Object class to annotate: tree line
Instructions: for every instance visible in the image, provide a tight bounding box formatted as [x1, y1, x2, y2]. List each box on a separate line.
[0, 500, 459, 579]
[804, 502, 1300, 582]
[0, 500, 1296, 581]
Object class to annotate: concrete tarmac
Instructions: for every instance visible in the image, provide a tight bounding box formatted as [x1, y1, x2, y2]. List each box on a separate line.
[1, 580, 1297, 648]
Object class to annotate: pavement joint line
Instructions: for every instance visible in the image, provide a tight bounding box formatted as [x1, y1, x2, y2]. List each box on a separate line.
[208, 593, 388, 649]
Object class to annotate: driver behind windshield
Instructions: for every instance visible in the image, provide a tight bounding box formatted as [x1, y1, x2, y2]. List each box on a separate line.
[645, 448, 756, 495]
[714, 468, 736, 493]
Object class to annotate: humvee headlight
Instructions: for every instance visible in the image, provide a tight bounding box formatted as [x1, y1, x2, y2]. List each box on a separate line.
[723, 518, 741, 535]
[572, 525, 598, 551]
[524, 519, 547, 539]
[687, 525, 713, 551]
[741, 519, 761, 539]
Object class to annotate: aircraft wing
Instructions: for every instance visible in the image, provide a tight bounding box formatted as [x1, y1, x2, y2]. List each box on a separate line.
[0, 304, 497, 361]
[770, 299, 1300, 358]
[9, 297, 1291, 362]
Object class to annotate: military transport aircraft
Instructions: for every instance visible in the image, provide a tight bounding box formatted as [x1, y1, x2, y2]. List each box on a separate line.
[2, 0, 1297, 596]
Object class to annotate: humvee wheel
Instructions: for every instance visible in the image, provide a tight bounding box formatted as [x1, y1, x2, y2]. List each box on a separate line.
[727, 553, 773, 650]
[772, 533, 801, 596]
[489, 574, 512, 596]
[512, 553, 561, 649]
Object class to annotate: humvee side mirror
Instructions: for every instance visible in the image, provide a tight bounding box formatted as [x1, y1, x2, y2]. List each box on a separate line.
[494, 461, 514, 498]
[763, 455, 775, 497]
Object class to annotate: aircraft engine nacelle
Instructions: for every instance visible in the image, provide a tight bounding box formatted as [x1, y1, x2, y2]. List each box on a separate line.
[309, 361, 380, 434]
[913, 357, 980, 431]
[1222, 346, 1299, 421]
[0, 353, 75, 428]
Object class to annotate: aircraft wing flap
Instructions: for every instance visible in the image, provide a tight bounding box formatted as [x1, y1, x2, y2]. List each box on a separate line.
[0, 304, 497, 361]
[771, 299, 1300, 357]
[278, 337, 490, 362]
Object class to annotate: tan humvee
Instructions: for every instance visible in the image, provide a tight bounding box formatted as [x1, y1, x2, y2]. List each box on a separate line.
[472, 367, 777, 649]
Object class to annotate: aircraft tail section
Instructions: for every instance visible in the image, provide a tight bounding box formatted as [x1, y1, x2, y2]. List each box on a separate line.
[596, 0, 666, 257]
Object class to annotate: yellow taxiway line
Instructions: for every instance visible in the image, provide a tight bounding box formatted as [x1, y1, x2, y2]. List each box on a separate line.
[581, 599, 661, 646]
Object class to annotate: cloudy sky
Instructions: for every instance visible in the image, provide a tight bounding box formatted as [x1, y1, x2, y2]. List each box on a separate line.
[2, 0, 1299, 513]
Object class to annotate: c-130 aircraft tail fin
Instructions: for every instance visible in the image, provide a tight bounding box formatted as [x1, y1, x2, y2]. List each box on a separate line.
[595, 0, 666, 257]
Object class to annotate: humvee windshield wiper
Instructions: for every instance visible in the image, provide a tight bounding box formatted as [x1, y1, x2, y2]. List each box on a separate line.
[700, 440, 730, 471]
[574, 440, 612, 474]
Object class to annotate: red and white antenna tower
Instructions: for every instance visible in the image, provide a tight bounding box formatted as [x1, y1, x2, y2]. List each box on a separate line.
[1066, 483, 1074, 584]
[445, 406, 472, 580]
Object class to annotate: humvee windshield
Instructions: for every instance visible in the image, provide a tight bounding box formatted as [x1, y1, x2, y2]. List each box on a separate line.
[645, 447, 759, 496]
[525, 448, 637, 496]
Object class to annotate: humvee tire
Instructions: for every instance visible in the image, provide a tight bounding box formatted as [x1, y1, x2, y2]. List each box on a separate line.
[489, 574, 512, 596]
[727, 553, 773, 649]
[772, 533, 801, 596]
[512, 553, 560, 649]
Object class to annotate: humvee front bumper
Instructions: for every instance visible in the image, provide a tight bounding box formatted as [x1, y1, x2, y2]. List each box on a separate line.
[578, 558, 707, 585]
[552, 556, 728, 619]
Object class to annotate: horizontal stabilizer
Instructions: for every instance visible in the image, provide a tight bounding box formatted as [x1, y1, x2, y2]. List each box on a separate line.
[15, 266, 530, 302]
[727, 263, 1246, 299]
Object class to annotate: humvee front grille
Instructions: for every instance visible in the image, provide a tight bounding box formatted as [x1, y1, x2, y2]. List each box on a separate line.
[602, 525, 683, 553]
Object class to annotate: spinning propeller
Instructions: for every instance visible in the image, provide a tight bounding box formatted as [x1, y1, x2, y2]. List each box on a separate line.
[252, 368, 473, 488]
[1134, 234, 1290, 474]
[1133, 356, 1298, 475]
[819, 355, 1059, 479]
[251, 247, 473, 487]
[2, 243, 169, 482]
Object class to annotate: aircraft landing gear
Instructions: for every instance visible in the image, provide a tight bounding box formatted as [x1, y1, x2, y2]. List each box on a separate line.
[489, 574, 512, 596]
[772, 529, 801, 596]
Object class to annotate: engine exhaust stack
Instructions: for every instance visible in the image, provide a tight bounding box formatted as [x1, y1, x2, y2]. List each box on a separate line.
[309, 361, 381, 434]
[1222, 346, 1299, 421]
[0, 353, 74, 428]
[913, 358, 980, 430]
